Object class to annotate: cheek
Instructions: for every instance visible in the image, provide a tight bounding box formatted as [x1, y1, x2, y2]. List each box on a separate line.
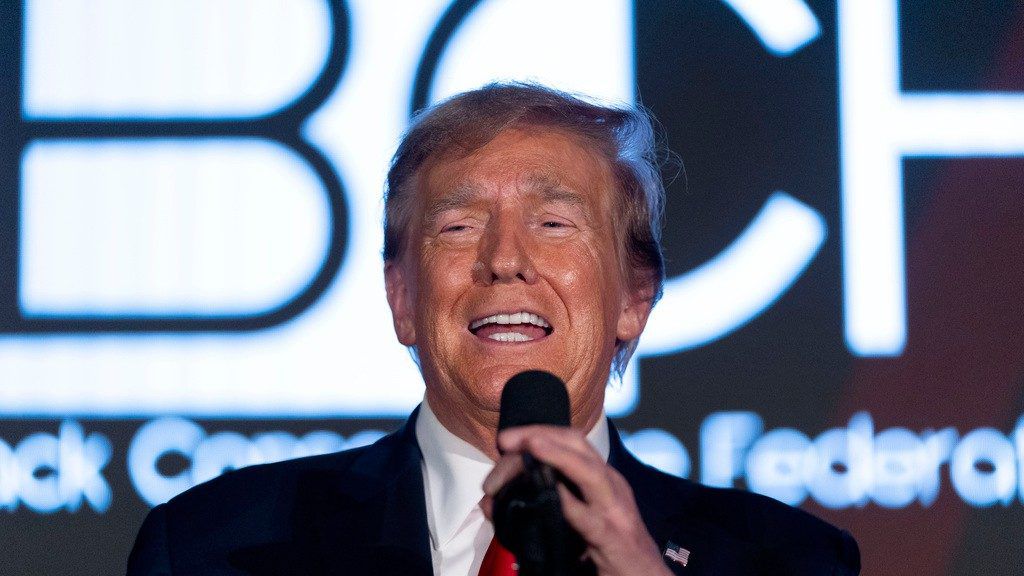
[415, 251, 471, 324]
[544, 244, 620, 316]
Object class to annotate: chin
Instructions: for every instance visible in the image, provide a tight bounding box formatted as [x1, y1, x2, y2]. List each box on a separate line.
[487, 362, 552, 382]
[463, 365, 539, 408]
[477, 368, 520, 398]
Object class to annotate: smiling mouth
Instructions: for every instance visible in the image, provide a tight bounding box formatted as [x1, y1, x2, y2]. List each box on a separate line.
[468, 311, 553, 343]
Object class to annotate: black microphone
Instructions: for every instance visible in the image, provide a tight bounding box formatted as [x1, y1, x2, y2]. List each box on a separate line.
[493, 370, 590, 576]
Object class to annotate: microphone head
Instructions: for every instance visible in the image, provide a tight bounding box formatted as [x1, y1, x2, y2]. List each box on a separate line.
[499, 370, 571, 431]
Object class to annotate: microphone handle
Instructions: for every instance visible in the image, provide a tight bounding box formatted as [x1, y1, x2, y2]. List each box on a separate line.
[512, 452, 590, 576]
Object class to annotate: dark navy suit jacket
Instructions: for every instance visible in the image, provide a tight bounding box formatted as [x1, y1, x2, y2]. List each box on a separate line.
[127, 410, 860, 575]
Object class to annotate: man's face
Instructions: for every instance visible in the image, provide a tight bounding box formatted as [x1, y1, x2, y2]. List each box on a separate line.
[385, 127, 649, 431]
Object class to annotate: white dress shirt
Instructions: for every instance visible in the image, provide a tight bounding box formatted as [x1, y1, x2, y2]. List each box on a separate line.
[415, 399, 610, 576]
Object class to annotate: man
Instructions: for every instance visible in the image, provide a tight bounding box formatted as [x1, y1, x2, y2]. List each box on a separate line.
[127, 83, 860, 575]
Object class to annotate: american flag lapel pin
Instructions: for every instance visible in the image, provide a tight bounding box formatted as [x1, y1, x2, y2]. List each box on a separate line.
[663, 541, 690, 568]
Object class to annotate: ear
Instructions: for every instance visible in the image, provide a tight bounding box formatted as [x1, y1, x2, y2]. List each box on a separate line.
[616, 284, 653, 344]
[384, 260, 417, 346]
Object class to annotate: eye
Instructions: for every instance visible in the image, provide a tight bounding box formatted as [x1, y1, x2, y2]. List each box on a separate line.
[441, 224, 469, 233]
[537, 216, 576, 233]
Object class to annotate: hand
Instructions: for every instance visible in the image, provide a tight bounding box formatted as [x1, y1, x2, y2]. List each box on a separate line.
[481, 425, 673, 576]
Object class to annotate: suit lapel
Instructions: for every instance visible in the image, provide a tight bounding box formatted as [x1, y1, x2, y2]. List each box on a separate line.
[230, 409, 433, 576]
[607, 421, 759, 575]
[309, 409, 433, 576]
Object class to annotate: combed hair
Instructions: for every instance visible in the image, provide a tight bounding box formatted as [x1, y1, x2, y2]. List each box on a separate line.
[383, 82, 667, 376]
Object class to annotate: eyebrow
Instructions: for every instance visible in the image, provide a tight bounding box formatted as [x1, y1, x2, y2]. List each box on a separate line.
[535, 185, 587, 208]
[422, 174, 588, 224]
[423, 184, 482, 224]
[522, 173, 587, 208]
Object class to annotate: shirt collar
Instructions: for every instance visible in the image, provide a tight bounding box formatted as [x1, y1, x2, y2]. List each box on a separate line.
[415, 399, 610, 549]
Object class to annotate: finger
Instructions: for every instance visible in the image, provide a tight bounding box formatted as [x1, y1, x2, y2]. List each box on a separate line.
[498, 426, 615, 503]
[480, 494, 493, 520]
[482, 453, 525, 497]
[497, 425, 622, 507]
[556, 483, 599, 539]
[498, 426, 605, 482]
[557, 484, 659, 574]
[516, 433, 619, 506]
[498, 425, 596, 459]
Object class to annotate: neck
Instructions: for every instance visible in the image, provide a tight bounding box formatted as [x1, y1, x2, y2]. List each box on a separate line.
[424, 388, 501, 460]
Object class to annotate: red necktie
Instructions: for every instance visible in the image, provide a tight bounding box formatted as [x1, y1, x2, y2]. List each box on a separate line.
[478, 537, 518, 576]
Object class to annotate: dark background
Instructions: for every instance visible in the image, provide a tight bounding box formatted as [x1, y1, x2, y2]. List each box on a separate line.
[3, 1, 1024, 574]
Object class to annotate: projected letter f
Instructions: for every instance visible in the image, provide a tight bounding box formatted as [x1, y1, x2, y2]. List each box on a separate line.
[839, 0, 1024, 355]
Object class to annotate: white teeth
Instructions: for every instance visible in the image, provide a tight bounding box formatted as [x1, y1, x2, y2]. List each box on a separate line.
[487, 332, 534, 342]
[469, 311, 550, 330]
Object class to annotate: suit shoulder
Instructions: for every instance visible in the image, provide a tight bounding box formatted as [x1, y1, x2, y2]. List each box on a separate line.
[642, 469, 859, 574]
[704, 483, 850, 542]
[130, 431, 415, 574]
[168, 443, 371, 509]
[158, 437, 396, 542]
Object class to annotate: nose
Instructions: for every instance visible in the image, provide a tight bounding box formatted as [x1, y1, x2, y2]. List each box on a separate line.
[474, 216, 538, 285]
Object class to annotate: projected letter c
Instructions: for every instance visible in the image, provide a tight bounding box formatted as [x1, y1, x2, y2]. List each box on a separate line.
[412, 0, 827, 412]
